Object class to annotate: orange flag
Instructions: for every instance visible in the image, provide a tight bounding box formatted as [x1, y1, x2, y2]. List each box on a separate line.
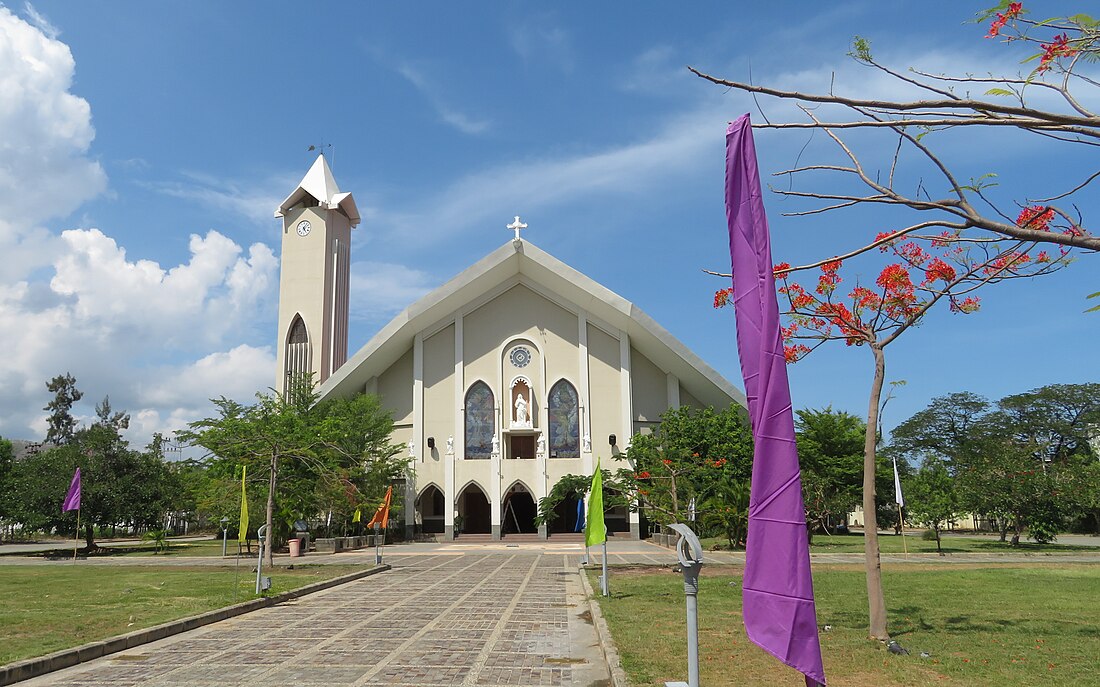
[367, 486, 393, 529]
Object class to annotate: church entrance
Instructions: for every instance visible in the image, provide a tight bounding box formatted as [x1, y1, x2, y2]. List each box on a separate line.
[501, 483, 538, 536]
[416, 485, 445, 535]
[457, 484, 491, 535]
[550, 492, 583, 536]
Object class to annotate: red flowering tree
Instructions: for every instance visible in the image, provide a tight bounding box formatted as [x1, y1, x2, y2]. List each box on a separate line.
[715, 221, 1073, 639]
[703, 3, 1096, 640]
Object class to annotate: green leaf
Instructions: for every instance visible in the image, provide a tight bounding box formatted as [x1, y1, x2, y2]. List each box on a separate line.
[850, 36, 873, 62]
[984, 87, 1015, 97]
[1086, 291, 1100, 314]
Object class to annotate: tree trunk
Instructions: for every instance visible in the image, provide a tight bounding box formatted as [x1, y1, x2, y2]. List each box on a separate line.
[999, 520, 1008, 542]
[84, 522, 96, 551]
[265, 451, 277, 567]
[934, 526, 943, 555]
[862, 344, 889, 640]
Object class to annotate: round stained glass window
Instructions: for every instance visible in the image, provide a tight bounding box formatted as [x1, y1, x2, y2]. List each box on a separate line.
[509, 346, 531, 368]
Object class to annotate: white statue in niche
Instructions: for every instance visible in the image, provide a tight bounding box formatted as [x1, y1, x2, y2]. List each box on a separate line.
[537, 434, 546, 456]
[514, 392, 531, 428]
[491, 435, 500, 457]
[409, 441, 417, 458]
[446, 435, 454, 455]
[582, 433, 592, 453]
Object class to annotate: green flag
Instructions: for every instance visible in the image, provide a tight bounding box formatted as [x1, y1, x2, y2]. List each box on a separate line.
[585, 459, 606, 547]
[352, 507, 361, 523]
[238, 465, 249, 544]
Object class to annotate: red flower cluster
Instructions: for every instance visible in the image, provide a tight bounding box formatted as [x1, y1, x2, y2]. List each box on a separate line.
[1016, 205, 1055, 231]
[635, 471, 651, 480]
[816, 260, 843, 295]
[713, 287, 734, 309]
[922, 258, 957, 285]
[709, 458, 728, 468]
[779, 282, 815, 310]
[875, 231, 901, 250]
[773, 262, 792, 277]
[949, 296, 981, 314]
[983, 251, 1031, 276]
[1039, 33, 1077, 72]
[986, 2, 1022, 38]
[783, 343, 811, 362]
[662, 458, 672, 466]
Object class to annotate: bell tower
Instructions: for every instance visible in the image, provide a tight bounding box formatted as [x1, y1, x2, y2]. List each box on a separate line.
[274, 154, 360, 396]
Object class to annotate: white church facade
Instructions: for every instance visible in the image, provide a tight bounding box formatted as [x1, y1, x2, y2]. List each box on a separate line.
[274, 155, 745, 540]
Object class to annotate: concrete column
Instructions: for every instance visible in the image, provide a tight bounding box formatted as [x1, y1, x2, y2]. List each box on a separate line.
[578, 312, 593, 476]
[448, 316, 462, 541]
[667, 372, 680, 410]
[411, 333, 423, 538]
[621, 332, 640, 539]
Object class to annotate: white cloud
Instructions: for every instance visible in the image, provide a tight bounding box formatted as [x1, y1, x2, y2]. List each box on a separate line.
[349, 261, 436, 321]
[140, 170, 288, 227]
[396, 63, 491, 135]
[0, 6, 106, 280]
[508, 20, 574, 73]
[21, 2, 58, 40]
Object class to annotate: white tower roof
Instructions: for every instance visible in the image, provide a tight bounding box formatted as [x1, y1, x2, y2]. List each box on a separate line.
[275, 154, 361, 227]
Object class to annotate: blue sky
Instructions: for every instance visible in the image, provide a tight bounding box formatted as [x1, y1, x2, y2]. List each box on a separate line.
[0, 1, 1095, 445]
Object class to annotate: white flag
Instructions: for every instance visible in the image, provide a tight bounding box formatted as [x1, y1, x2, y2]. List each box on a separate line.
[892, 457, 905, 508]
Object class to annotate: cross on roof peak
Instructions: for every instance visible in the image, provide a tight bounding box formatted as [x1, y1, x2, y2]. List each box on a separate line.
[507, 216, 528, 241]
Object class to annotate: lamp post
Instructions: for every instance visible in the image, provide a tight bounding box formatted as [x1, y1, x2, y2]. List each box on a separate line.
[220, 517, 229, 557]
[255, 524, 269, 595]
[666, 523, 704, 687]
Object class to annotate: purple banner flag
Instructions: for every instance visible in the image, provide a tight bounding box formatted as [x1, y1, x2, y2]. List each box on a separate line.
[62, 467, 81, 512]
[726, 114, 826, 686]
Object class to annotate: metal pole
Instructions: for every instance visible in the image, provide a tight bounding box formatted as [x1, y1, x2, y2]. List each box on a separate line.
[222, 527, 228, 558]
[666, 523, 704, 687]
[601, 539, 609, 596]
[374, 523, 382, 565]
[684, 573, 699, 687]
[255, 524, 268, 595]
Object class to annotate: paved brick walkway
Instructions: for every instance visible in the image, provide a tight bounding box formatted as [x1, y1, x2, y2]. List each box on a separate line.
[23, 553, 610, 687]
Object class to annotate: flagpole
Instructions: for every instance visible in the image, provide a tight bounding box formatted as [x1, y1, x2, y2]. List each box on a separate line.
[899, 506, 908, 558]
[73, 508, 80, 563]
[601, 539, 608, 596]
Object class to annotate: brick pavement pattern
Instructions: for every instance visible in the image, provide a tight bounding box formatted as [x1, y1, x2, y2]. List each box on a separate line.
[26, 553, 610, 687]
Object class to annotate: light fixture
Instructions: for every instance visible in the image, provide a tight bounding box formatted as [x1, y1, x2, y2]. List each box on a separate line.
[609, 434, 617, 447]
[427, 436, 436, 449]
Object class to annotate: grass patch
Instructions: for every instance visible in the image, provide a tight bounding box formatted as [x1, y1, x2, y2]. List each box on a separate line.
[590, 563, 1100, 686]
[0, 563, 365, 665]
[700, 533, 1087, 554]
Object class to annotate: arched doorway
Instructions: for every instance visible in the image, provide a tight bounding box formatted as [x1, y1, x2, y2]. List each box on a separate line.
[551, 492, 583, 536]
[501, 482, 538, 536]
[457, 483, 491, 536]
[416, 484, 445, 535]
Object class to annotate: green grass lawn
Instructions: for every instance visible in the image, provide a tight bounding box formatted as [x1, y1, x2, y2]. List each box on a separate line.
[0, 563, 365, 665]
[700, 532, 1087, 555]
[591, 563, 1100, 687]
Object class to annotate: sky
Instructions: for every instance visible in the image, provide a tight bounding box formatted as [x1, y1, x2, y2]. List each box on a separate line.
[0, 1, 1095, 448]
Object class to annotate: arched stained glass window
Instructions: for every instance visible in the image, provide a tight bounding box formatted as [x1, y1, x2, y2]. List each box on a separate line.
[548, 380, 579, 459]
[465, 382, 495, 460]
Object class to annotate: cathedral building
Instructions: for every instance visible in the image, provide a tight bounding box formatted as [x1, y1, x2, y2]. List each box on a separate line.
[274, 155, 744, 541]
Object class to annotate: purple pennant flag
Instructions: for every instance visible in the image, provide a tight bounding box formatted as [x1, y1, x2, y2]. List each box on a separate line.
[62, 467, 81, 512]
[726, 114, 826, 686]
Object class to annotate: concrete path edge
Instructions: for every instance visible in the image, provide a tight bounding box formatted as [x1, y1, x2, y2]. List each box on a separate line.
[579, 564, 630, 687]
[0, 564, 390, 687]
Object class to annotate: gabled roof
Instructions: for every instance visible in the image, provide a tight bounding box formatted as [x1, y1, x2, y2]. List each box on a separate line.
[318, 239, 746, 409]
[275, 154, 361, 227]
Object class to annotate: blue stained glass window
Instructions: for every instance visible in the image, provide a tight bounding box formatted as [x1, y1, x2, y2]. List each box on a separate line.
[465, 382, 495, 460]
[548, 380, 579, 459]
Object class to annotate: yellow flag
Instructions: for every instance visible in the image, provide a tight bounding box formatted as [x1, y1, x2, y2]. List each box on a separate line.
[585, 459, 606, 547]
[352, 507, 361, 523]
[238, 465, 249, 544]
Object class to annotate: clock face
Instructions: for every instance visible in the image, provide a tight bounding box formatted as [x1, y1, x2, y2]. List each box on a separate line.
[296, 220, 311, 237]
